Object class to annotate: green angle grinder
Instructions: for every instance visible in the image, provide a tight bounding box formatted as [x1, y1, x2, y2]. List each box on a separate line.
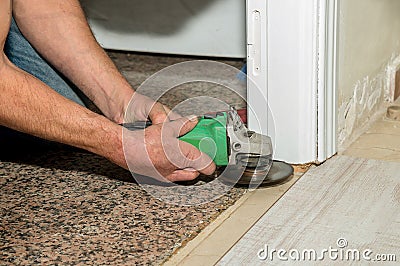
[123, 108, 293, 186]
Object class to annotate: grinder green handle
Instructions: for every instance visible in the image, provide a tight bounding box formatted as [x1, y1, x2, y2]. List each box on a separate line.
[179, 113, 229, 166]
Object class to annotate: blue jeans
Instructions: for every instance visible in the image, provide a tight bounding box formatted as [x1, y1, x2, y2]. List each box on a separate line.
[4, 18, 85, 106]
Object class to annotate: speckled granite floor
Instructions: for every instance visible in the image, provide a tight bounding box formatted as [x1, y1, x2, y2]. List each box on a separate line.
[0, 52, 247, 265]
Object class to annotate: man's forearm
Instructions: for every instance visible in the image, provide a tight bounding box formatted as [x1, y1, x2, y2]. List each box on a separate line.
[12, 0, 134, 123]
[0, 55, 126, 167]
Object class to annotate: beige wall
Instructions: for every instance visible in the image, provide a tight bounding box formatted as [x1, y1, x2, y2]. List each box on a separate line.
[338, 0, 400, 149]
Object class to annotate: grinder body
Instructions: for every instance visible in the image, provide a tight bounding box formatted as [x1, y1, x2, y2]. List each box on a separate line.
[122, 108, 293, 186]
[181, 109, 274, 176]
[123, 109, 273, 169]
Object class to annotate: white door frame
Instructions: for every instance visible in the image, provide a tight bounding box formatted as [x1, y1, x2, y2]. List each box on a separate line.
[317, 0, 339, 162]
[247, 0, 338, 164]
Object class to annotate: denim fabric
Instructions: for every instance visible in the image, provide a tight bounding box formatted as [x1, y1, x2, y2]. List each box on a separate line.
[4, 18, 85, 106]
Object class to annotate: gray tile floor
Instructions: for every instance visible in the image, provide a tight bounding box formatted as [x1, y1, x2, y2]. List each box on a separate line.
[219, 156, 400, 265]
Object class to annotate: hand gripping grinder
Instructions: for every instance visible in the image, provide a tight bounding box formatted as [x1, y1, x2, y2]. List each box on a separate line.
[123, 108, 293, 186]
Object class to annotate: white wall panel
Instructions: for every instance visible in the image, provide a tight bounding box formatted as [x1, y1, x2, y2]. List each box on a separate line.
[81, 0, 246, 58]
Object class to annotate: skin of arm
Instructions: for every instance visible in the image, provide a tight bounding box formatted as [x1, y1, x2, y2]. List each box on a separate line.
[12, 0, 167, 124]
[0, 53, 127, 168]
[0, 0, 216, 181]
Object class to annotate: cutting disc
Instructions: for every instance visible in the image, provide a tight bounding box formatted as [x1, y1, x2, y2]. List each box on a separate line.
[219, 161, 294, 187]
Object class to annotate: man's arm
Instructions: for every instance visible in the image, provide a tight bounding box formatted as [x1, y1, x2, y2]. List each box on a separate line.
[12, 0, 165, 124]
[1, 1, 215, 180]
[0, 54, 216, 181]
[0, 52, 126, 167]
[0, 1, 121, 163]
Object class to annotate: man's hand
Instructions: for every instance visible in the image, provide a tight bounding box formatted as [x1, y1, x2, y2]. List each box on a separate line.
[122, 116, 216, 182]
